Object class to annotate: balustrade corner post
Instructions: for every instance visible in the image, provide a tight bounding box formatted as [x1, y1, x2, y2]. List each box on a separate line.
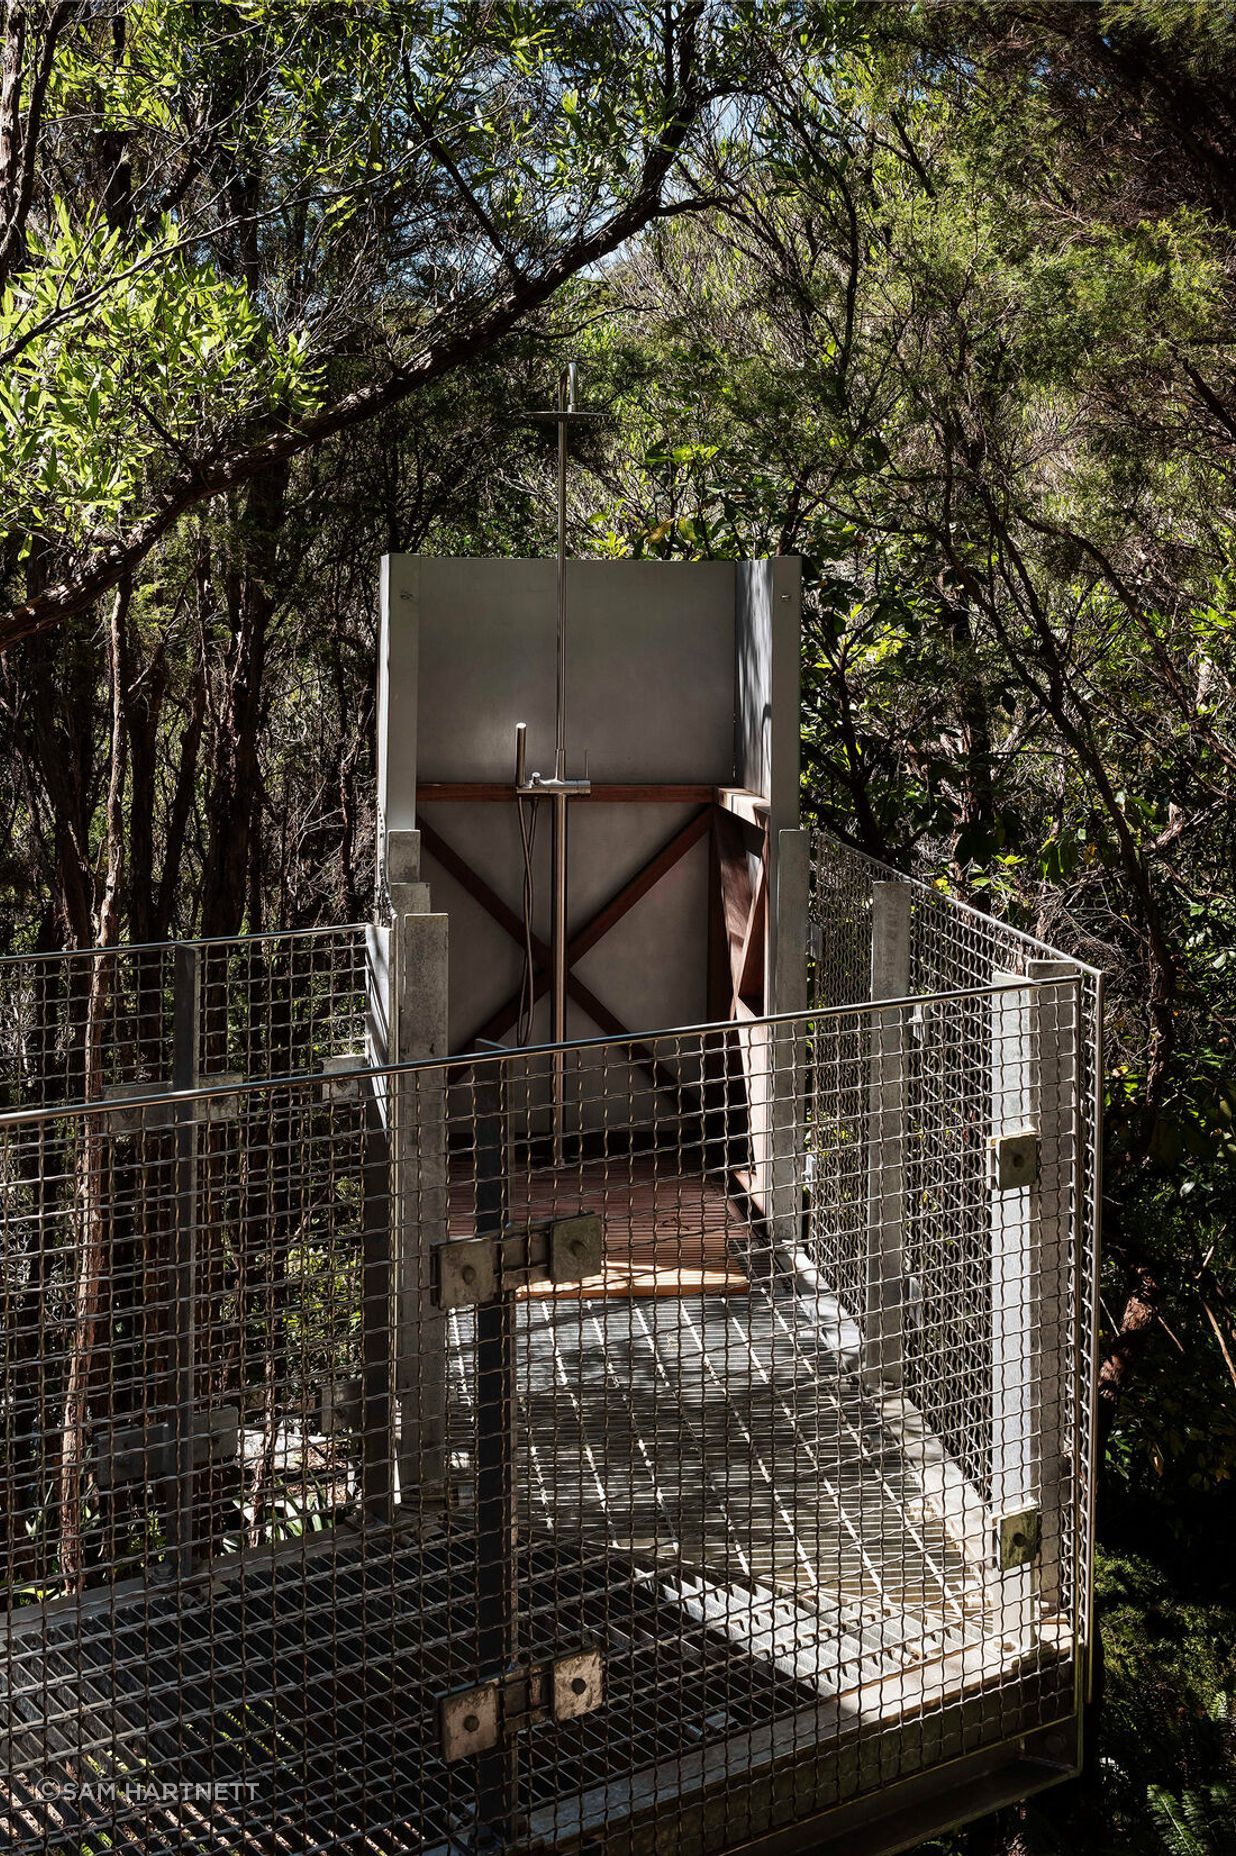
[1027, 959, 1080, 1621]
[863, 880, 911, 1388]
[472, 1061, 520, 1842]
[991, 959, 1079, 1643]
[171, 942, 201, 1579]
[392, 906, 449, 1506]
[770, 827, 810, 1251]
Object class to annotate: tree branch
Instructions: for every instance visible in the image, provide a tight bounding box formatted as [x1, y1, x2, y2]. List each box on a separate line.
[1, 13, 707, 652]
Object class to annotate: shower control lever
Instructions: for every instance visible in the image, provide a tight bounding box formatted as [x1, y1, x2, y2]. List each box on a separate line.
[516, 771, 591, 796]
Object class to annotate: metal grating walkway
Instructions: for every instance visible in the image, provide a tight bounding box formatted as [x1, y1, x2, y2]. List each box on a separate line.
[0, 846, 1099, 1856]
[450, 1279, 993, 1638]
[0, 1275, 1026, 1856]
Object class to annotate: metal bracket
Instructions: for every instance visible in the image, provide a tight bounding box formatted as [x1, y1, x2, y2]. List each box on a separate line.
[102, 1075, 243, 1133]
[990, 1127, 1039, 1190]
[439, 1650, 604, 1761]
[996, 1506, 1042, 1571]
[315, 1377, 362, 1434]
[434, 1214, 603, 1309]
[94, 1405, 239, 1489]
[321, 1053, 366, 1102]
[549, 1216, 604, 1286]
[551, 1648, 604, 1721]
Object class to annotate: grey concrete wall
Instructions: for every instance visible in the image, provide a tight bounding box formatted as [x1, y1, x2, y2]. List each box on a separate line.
[377, 555, 802, 1071]
[376, 555, 420, 860]
[382, 558, 736, 1054]
[736, 556, 802, 840]
[414, 557, 736, 783]
[418, 798, 709, 1050]
[736, 557, 803, 1003]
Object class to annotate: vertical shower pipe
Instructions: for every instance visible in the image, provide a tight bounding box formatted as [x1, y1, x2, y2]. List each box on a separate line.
[550, 364, 572, 1160]
[516, 365, 593, 1163]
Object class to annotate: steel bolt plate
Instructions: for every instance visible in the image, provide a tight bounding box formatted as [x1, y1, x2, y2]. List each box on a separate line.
[997, 1506, 1042, 1571]
[990, 1128, 1039, 1190]
[552, 1650, 604, 1722]
[435, 1238, 498, 1309]
[440, 1682, 500, 1761]
[549, 1215, 603, 1286]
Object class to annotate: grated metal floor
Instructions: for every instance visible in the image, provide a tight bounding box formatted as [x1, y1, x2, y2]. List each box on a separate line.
[2, 1533, 832, 1854]
[450, 1279, 992, 1637]
[0, 1270, 1012, 1856]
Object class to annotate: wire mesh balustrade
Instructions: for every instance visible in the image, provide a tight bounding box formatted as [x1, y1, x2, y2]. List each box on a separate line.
[808, 835, 1102, 1643]
[0, 858, 1099, 1856]
[0, 923, 371, 1114]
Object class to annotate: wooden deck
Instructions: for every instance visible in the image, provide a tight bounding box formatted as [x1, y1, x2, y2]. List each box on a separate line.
[448, 1156, 753, 1297]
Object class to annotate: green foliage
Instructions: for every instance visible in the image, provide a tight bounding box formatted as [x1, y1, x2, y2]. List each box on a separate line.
[0, 2, 833, 596]
[4, 4, 1236, 1846]
[1148, 1785, 1236, 1856]
[1097, 1552, 1236, 1851]
[0, 211, 320, 550]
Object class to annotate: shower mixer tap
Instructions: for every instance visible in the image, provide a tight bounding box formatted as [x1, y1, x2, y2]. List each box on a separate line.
[513, 724, 591, 797]
[517, 770, 592, 795]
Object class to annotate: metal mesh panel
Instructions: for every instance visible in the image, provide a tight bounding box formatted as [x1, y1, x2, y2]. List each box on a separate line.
[0, 926, 369, 1112]
[196, 926, 370, 1082]
[0, 913, 1098, 1856]
[807, 836, 1101, 1517]
[0, 944, 176, 1110]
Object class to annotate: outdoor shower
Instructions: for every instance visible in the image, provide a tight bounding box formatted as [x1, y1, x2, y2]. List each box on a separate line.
[0, 534, 1101, 1856]
[513, 364, 599, 1156]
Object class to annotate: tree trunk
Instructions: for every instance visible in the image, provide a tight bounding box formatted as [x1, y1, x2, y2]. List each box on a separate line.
[57, 581, 128, 1590]
[199, 461, 290, 939]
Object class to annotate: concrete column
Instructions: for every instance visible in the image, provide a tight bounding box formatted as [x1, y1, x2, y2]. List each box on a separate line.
[990, 962, 1077, 1640]
[1028, 959, 1079, 1619]
[863, 880, 910, 1387]
[171, 944, 201, 1576]
[376, 554, 420, 862]
[990, 968, 1032, 1643]
[768, 828, 809, 1252]
[373, 827, 450, 1505]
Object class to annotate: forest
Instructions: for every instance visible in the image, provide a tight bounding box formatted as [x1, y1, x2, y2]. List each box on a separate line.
[0, 3, 1234, 1852]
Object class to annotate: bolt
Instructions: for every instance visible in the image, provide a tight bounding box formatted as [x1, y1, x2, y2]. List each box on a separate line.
[1011, 1532, 1026, 1551]
[461, 1265, 476, 1285]
[570, 1675, 588, 1697]
[462, 1713, 480, 1734]
[570, 1240, 586, 1261]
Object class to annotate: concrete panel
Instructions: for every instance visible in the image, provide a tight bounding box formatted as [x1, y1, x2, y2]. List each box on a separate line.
[736, 556, 801, 835]
[736, 560, 773, 805]
[377, 555, 420, 853]
[735, 557, 801, 1010]
[413, 558, 736, 784]
[418, 800, 709, 1051]
[378, 555, 800, 1062]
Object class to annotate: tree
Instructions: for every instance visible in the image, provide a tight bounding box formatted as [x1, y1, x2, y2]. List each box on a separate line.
[0, 0, 786, 650]
[556, 9, 1236, 1839]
